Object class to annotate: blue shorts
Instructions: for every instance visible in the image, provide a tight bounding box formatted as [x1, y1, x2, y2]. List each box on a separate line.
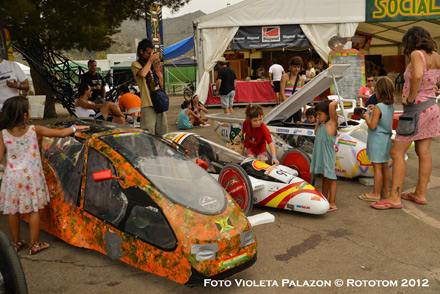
[220, 90, 235, 108]
[94, 111, 112, 122]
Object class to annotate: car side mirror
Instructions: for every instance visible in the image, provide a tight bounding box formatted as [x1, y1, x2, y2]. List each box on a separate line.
[93, 169, 121, 182]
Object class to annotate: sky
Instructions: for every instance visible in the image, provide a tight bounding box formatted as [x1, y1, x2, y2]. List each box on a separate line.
[162, 0, 244, 18]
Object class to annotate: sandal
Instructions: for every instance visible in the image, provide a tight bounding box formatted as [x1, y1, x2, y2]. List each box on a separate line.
[370, 199, 403, 210]
[12, 240, 27, 252]
[29, 242, 50, 255]
[359, 194, 380, 202]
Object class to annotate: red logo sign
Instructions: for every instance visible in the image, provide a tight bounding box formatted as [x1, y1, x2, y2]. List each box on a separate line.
[262, 26, 280, 42]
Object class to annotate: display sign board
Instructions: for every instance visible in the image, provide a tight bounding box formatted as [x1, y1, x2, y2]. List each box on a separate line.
[329, 50, 365, 101]
[146, 3, 164, 55]
[29, 95, 46, 118]
[231, 25, 311, 50]
[352, 31, 373, 51]
[146, 3, 164, 75]
[366, 0, 440, 22]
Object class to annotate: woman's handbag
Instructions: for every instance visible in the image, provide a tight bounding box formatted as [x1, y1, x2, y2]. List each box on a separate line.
[396, 112, 419, 136]
[146, 71, 169, 113]
[396, 99, 436, 136]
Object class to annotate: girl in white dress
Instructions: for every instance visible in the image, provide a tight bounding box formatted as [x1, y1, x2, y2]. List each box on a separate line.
[0, 96, 89, 254]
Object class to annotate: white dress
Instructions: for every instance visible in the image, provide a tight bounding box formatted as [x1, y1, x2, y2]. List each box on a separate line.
[0, 126, 50, 214]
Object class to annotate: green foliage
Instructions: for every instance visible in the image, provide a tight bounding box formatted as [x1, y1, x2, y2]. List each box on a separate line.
[1, 0, 190, 51]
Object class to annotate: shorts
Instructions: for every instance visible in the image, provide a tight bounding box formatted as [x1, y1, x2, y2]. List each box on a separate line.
[273, 81, 281, 93]
[220, 90, 235, 108]
[246, 148, 268, 161]
[94, 112, 112, 122]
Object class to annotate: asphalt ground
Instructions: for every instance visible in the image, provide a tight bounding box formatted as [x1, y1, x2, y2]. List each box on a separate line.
[1, 94, 440, 293]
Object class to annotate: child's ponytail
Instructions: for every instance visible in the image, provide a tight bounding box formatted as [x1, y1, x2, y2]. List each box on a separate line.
[181, 100, 191, 109]
[0, 96, 29, 130]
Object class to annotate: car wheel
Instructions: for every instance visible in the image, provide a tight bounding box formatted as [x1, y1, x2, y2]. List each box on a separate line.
[281, 148, 315, 185]
[218, 164, 253, 216]
[0, 231, 28, 294]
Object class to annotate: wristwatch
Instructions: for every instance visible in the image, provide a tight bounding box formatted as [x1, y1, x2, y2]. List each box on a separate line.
[18, 83, 22, 90]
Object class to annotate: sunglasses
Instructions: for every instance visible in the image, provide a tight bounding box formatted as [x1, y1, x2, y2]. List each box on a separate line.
[367, 79, 374, 82]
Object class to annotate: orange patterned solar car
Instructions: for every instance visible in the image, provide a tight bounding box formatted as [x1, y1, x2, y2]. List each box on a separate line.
[31, 120, 257, 286]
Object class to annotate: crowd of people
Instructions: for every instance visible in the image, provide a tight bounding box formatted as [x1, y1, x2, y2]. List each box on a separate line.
[0, 26, 439, 258]
[225, 26, 440, 213]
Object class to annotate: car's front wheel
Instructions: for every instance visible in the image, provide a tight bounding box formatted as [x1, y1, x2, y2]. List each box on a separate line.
[218, 164, 253, 216]
[281, 148, 315, 185]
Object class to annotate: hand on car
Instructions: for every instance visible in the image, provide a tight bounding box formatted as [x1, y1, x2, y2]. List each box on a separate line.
[76, 126, 90, 132]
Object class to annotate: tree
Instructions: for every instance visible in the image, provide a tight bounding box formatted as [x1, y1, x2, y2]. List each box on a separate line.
[1, 0, 189, 117]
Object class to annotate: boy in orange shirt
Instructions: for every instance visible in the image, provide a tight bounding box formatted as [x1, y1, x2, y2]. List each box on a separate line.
[118, 84, 141, 117]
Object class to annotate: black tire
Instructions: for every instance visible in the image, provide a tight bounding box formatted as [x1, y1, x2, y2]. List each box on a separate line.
[0, 231, 28, 294]
[281, 148, 315, 185]
[183, 89, 193, 101]
[218, 164, 253, 216]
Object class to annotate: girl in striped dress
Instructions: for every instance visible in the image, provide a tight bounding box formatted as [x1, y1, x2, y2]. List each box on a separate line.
[280, 57, 306, 122]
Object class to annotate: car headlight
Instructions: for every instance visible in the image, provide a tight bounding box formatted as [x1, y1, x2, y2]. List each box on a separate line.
[240, 230, 255, 247]
[191, 243, 219, 261]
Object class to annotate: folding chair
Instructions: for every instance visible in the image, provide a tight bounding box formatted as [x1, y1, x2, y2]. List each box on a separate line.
[327, 95, 358, 122]
[126, 107, 141, 128]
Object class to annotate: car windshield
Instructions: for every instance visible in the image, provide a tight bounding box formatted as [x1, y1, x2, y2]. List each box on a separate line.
[100, 132, 226, 215]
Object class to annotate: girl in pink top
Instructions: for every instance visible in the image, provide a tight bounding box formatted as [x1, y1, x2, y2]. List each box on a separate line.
[371, 26, 440, 210]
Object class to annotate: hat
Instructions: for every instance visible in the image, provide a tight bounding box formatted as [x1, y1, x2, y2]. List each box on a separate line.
[217, 57, 228, 64]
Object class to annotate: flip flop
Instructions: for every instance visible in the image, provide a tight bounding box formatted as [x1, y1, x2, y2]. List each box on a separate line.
[328, 206, 338, 212]
[358, 194, 381, 202]
[401, 192, 428, 205]
[370, 199, 403, 210]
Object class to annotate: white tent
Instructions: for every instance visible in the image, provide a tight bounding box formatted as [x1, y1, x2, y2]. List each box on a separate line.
[193, 0, 440, 103]
[193, 0, 363, 102]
